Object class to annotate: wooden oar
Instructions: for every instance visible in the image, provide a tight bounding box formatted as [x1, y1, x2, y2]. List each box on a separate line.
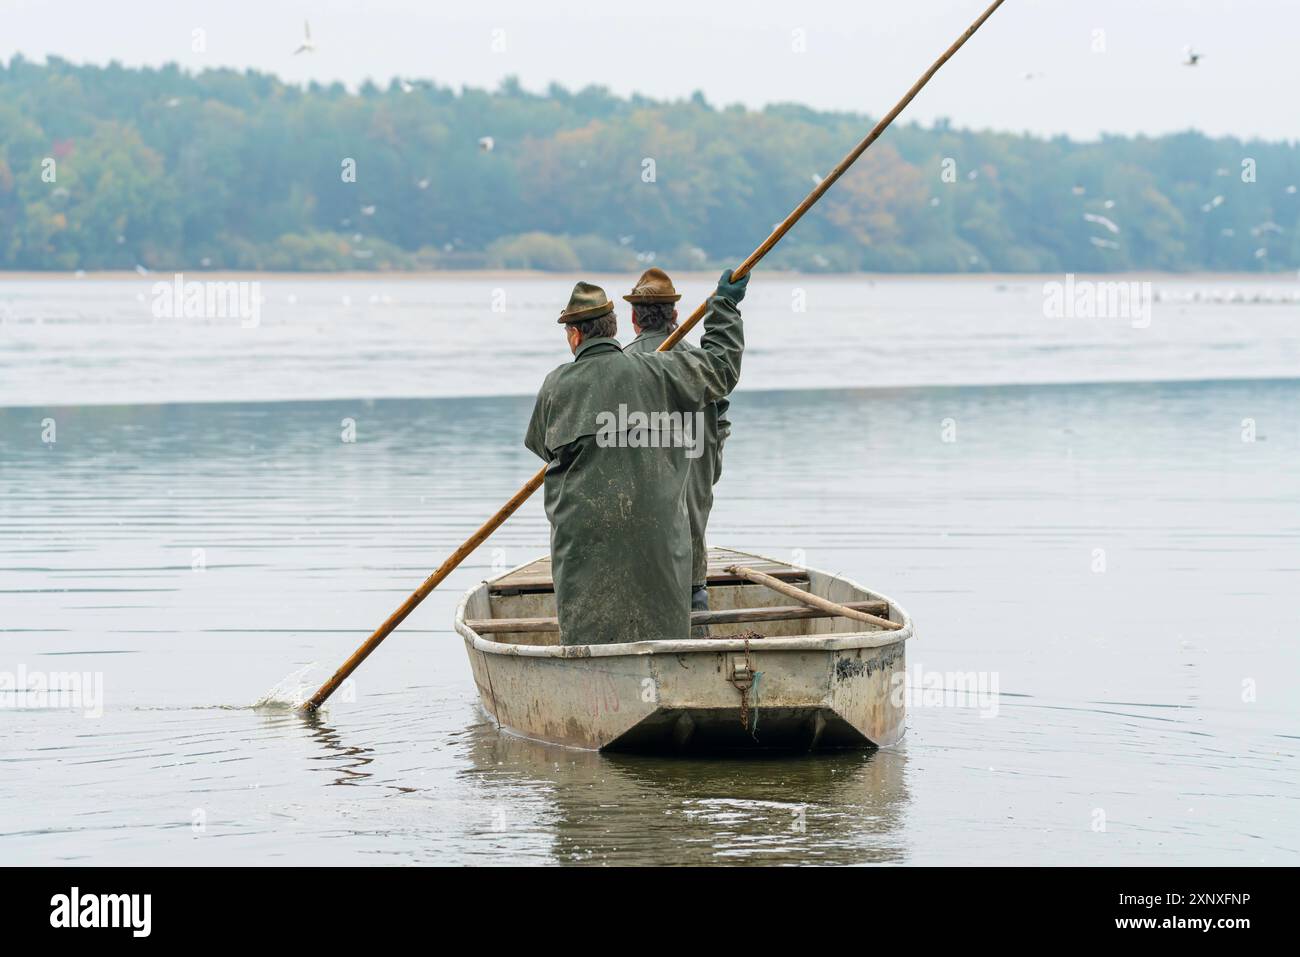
[723, 565, 903, 631]
[300, 0, 1004, 711]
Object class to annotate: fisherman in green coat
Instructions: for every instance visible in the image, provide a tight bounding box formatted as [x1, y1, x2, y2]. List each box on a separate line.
[525, 270, 748, 646]
[622, 268, 730, 614]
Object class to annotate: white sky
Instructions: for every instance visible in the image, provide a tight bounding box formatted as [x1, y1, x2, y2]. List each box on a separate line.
[2, 0, 1294, 141]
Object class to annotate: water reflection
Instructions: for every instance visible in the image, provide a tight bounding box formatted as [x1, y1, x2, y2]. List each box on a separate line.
[458, 721, 909, 865]
[292, 710, 380, 788]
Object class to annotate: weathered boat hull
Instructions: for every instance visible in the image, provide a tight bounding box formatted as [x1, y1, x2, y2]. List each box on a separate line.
[455, 548, 910, 752]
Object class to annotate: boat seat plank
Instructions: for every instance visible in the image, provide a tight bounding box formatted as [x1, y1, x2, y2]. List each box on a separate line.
[466, 599, 888, 634]
[490, 546, 804, 593]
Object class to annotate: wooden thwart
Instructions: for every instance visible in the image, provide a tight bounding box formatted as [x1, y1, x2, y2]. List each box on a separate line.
[489, 547, 805, 593]
[723, 564, 903, 631]
[466, 599, 890, 635]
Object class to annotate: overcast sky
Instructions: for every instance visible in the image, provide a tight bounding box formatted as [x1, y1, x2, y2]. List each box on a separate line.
[2, 0, 1293, 141]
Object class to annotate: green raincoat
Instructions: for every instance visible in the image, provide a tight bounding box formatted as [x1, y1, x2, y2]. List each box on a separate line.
[624, 329, 730, 587]
[525, 295, 743, 645]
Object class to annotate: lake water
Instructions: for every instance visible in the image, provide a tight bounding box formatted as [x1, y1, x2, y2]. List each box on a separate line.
[1, 274, 1297, 865]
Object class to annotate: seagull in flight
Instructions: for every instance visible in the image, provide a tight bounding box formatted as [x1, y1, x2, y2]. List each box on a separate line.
[1084, 212, 1120, 235]
[1182, 45, 1202, 66]
[294, 21, 316, 55]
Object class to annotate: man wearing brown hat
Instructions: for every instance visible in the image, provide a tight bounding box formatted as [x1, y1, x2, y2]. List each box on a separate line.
[622, 268, 731, 617]
[524, 269, 748, 646]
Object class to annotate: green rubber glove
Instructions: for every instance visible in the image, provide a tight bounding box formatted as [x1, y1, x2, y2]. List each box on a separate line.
[715, 268, 750, 304]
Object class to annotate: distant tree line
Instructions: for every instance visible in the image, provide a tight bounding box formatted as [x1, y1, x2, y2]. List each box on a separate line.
[1, 56, 1298, 273]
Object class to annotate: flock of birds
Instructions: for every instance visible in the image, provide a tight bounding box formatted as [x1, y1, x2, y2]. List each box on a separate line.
[286, 17, 1218, 190]
[1073, 174, 1297, 262]
[1018, 46, 1295, 264]
[132, 27, 1287, 278]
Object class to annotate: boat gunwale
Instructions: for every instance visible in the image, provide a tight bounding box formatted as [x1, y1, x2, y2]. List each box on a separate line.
[454, 547, 912, 659]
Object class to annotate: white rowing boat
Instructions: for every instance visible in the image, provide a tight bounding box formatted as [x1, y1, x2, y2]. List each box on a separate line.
[454, 547, 911, 751]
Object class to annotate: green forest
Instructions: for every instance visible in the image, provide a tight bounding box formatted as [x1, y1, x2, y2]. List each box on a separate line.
[2, 55, 1298, 274]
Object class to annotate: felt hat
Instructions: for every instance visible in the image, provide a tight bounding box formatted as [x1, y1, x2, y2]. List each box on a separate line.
[623, 267, 682, 304]
[558, 281, 616, 324]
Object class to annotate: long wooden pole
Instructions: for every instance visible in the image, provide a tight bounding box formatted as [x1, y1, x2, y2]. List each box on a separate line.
[301, 0, 1005, 711]
[660, 0, 1008, 351]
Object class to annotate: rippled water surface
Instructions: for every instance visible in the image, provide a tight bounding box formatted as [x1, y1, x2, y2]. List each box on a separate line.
[1, 275, 1298, 865]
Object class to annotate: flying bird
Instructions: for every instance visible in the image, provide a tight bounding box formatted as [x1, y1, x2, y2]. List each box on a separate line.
[1182, 45, 1202, 66]
[294, 21, 315, 55]
[1084, 212, 1120, 234]
[478, 136, 495, 152]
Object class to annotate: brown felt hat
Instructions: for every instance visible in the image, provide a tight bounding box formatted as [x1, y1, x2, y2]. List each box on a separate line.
[557, 281, 616, 324]
[623, 267, 682, 304]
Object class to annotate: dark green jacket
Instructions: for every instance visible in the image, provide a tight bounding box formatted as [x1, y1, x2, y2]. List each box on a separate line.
[624, 329, 730, 586]
[525, 296, 743, 645]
